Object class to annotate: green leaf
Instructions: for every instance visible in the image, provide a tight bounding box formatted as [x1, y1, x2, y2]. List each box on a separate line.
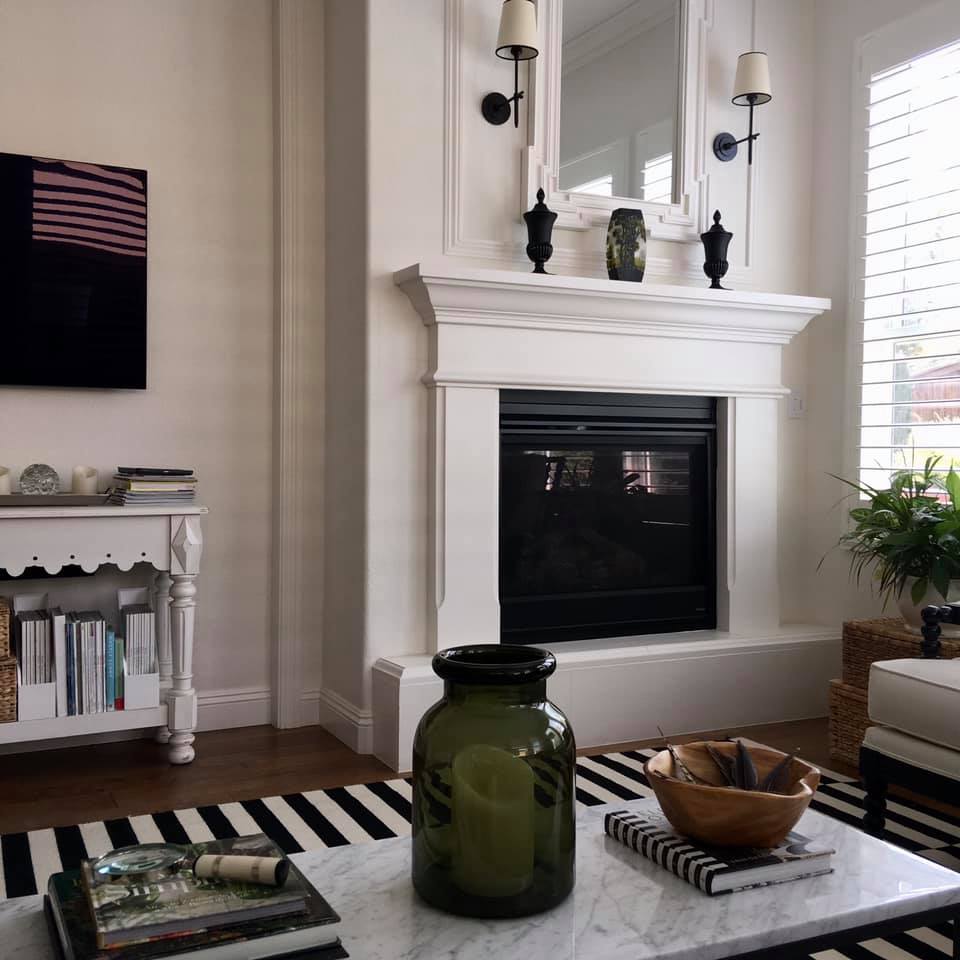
[911, 576, 929, 605]
[947, 469, 960, 510]
[932, 558, 951, 600]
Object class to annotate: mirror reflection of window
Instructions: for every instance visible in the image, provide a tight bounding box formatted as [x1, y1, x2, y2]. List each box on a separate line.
[558, 0, 679, 202]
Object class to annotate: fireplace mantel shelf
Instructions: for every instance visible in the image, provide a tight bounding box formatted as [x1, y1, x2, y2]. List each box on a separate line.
[395, 262, 831, 347]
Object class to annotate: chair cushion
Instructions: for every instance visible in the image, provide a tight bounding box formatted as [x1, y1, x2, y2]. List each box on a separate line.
[868, 658, 960, 751]
[863, 725, 960, 781]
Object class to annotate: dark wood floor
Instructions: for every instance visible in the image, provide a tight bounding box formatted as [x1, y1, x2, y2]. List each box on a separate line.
[0, 717, 842, 834]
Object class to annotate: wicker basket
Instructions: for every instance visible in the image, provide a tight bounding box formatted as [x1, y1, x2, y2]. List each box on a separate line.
[828, 679, 869, 768]
[0, 596, 9, 659]
[842, 617, 960, 690]
[0, 654, 15, 723]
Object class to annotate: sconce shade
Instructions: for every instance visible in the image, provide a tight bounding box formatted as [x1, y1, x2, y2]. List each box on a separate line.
[496, 0, 538, 60]
[732, 51, 771, 105]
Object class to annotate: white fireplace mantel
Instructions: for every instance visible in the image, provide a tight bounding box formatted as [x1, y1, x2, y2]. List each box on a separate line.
[374, 262, 835, 771]
[395, 262, 830, 398]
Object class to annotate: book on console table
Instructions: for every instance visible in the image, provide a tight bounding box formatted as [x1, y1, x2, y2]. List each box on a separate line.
[45, 835, 341, 959]
[604, 809, 834, 896]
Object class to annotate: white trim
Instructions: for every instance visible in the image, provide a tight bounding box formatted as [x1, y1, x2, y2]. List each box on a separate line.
[316, 687, 375, 754]
[373, 629, 840, 772]
[272, 0, 324, 728]
[197, 686, 273, 731]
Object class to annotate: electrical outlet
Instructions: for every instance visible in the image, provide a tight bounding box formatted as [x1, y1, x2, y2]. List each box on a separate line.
[787, 392, 805, 419]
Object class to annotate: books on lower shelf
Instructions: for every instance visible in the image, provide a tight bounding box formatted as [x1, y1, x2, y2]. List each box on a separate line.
[603, 808, 834, 895]
[11, 591, 160, 721]
[108, 467, 197, 507]
[45, 835, 343, 960]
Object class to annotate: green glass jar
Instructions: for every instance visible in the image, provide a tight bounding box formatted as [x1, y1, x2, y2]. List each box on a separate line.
[411, 645, 576, 918]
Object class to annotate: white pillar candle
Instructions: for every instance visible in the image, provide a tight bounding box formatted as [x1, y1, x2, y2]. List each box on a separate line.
[72, 465, 98, 495]
[451, 743, 535, 898]
[0, 467, 10, 496]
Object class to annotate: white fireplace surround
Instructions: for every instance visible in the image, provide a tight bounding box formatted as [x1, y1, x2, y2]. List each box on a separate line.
[371, 262, 835, 771]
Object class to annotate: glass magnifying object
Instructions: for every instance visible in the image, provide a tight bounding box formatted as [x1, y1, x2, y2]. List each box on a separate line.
[91, 844, 189, 883]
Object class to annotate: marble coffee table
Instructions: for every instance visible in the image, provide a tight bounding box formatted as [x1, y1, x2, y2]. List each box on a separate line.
[1, 799, 959, 960]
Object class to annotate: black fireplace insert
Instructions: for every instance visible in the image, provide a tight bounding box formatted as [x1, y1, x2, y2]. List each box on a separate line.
[499, 391, 717, 643]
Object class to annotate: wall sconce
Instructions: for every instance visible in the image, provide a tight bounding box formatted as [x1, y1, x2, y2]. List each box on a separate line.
[481, 0, 539, 129]
[713, 52, 772, 165]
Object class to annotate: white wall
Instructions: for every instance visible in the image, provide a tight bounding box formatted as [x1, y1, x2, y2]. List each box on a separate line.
[803, 0, 948, 627]
[0, 0, 320, 725]
[319, 0, 826, 746]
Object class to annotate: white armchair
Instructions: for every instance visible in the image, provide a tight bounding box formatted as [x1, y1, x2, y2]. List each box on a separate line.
[861, 607, 960, 835]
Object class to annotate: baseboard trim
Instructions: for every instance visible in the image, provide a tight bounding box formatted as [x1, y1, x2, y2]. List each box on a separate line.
[316, 687, 374, 755]
[373, 628, 842, 770]
[197, 686, 273, 731]
[0, 685, 275, 755]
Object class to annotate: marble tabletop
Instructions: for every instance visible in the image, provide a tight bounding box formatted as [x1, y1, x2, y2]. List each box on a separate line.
[3, 799, 959, 960]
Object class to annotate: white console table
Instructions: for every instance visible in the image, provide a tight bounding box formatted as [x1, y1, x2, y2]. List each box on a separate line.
[0, 504, 207, 764]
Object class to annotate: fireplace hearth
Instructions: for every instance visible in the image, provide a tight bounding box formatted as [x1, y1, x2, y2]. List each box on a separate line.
[500, 391, 717, 643]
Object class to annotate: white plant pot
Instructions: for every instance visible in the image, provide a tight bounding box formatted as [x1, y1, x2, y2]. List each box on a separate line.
[896, 577, 960, 635]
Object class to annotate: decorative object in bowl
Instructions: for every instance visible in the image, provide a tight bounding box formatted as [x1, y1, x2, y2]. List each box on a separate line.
[644, 741, 820, 848]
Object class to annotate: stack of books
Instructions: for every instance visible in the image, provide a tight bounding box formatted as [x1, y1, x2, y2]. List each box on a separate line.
[120, 603, 156, 676]
[45, 835, 344, 960]
[604, 808, 834, 895]
[15, 610, 53, 684]
[108, 468, 197, 507]
[63, 611, 125, 716]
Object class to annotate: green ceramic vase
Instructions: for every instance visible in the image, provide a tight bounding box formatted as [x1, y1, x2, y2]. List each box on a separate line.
[411, 645, 576, 917]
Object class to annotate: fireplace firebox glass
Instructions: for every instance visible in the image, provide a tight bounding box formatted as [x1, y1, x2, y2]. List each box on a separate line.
[500, 391, 716, 642]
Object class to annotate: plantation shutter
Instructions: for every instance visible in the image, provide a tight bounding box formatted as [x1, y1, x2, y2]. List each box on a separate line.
[640, 152, 672, 205]
[858, 36, 960, 488]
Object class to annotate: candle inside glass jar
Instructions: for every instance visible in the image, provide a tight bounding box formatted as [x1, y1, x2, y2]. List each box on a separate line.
[451, 744, 535, 898]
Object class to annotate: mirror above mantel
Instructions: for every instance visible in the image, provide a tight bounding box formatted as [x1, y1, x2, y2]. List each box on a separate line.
[524, 0, 709, 240]
[558, 0, 678, 204]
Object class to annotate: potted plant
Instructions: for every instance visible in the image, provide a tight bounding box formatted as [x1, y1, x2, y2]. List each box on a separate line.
[829, 456, 960, 632]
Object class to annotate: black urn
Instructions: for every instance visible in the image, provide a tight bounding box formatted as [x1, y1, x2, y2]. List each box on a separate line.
[523, 188, 558, 274]
[700, 210, 733, 290]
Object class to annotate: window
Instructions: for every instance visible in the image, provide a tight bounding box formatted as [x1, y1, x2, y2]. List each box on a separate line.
[858, 38, 960, 489]
[641, 152, 673, 205]
[566, 173, 613, 196]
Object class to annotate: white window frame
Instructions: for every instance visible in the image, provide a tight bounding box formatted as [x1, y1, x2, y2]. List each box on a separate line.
[845, 1, 960, 498]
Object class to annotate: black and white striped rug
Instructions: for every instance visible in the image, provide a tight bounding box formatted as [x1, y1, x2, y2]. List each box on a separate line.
[4, 748, 960, 953]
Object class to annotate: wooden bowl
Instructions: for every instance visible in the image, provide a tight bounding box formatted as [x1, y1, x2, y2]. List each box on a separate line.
[644, 742, 820, 848]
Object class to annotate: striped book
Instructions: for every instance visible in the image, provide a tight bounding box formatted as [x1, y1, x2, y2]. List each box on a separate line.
[604, 809, 834, 896]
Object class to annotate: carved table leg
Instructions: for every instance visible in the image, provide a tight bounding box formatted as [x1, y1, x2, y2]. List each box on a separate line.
[168, 574, 198, 764]
[154, 571, 173, 745]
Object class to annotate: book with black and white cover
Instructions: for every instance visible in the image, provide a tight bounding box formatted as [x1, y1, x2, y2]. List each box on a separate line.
[604, 809, 834, 895]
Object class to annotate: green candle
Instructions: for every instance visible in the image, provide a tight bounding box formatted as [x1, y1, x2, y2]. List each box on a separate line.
[451, 743, 535, 898]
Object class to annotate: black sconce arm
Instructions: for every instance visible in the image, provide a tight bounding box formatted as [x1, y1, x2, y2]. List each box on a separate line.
[713, 94, 763, 165]
[482, 46, 528, 129]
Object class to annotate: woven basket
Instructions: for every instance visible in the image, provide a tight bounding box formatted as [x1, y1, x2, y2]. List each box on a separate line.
[0, 596, 9, 659]
[842, 617, 960, 690]
[0, 655, 15, 723]
[828, 679, 869, 768]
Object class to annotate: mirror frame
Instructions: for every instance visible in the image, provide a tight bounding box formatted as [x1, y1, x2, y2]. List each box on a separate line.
[523, 0, 710, 241]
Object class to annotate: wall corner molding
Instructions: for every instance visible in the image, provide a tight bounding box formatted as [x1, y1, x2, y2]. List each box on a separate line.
[272, 0, 324, 728]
